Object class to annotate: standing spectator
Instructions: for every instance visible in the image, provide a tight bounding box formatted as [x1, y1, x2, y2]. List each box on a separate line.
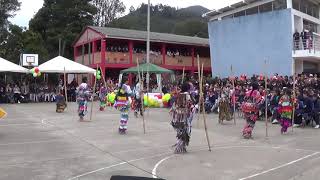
[44, 83, 50, 102]
[13, 84, 21, 103]
[293, 30, 300, 50]
[21, 82, 29, 103]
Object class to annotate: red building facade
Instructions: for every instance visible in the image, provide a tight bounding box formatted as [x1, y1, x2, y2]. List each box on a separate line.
[73, 26, 211, 79]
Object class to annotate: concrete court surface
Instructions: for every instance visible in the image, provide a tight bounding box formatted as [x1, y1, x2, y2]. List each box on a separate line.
[0, 102, 320, 180]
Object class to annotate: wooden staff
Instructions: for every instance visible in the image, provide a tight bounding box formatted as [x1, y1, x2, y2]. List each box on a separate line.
[182, 66, 185, 84]
[137, 59, 146, 134]
[89, 65, 98, 121]
[230, 65, 236, 125]
[264, 60, 268, 137]
[99, 65, 107, 87]
[99, 65, 109, 110]
[292, 73, 296, 132]
[197, 55, 201, 128]
[200, 63, 211, 151]
[64, 67, 68, 103]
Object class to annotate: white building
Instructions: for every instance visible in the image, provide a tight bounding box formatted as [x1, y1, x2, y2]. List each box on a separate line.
[204, 0, 320, 76]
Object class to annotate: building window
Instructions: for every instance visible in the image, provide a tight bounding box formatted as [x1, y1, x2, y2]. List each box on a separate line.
[293, 0, 300, 11]
[273, 0, 287, 10]
[293, 0, 320, 18]
[259, 2, 273, 13]
[222, 14, 233, 20]
[246, 6, 259, 16]
[234, 10, 245, 17]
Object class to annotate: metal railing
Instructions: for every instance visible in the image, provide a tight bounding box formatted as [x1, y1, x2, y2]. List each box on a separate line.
[293, 32, 320, 54]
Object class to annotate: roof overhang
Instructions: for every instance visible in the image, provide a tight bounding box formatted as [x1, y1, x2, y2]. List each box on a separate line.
[203, 0, 275, 21]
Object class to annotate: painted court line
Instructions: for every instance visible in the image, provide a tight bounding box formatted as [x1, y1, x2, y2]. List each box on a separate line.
[0, 139, 62, 146]
[0, 122, 43, 127]
[238, 152, 320, 180]
[151, 145, 319, 179]
[152, 155, 174, 178]
[67, 152, 173, 180]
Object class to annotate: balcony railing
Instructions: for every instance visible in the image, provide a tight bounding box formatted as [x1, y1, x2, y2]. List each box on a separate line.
[293, 32, 320, 54]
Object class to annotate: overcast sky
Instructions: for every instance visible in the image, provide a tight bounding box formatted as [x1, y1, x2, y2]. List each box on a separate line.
[9, 0, 240, 27]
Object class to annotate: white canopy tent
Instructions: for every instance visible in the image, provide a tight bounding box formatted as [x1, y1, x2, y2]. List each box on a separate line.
[37, 56, 95, 74]
[37, 56, 96, 103]
[0, 57, 28, 73]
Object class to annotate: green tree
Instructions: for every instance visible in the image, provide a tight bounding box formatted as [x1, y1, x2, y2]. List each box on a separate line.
[29, 0, 97, 59]
[173, 20, 208, 38]
[109, 3, 209, 38]
[92, 0, 125, 27]
[0, 0, 21, 57]
[2, 24, 48, 64]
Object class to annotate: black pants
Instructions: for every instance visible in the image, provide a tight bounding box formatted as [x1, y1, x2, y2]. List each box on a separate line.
[295, 109, 312, 125]
[134, 98, 143, 116]
[14, 93, 21, 103]
[312, 109, 320, 125]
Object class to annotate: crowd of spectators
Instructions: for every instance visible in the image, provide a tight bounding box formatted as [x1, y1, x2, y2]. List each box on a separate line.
[0, 78, 79, 104]
[293, 29, 314, 50]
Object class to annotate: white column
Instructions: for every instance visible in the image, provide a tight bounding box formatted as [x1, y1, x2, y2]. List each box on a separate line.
[287, 0, 293, 9]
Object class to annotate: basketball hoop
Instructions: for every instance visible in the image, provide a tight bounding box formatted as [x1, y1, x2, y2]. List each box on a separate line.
[22, 54, 38, 67]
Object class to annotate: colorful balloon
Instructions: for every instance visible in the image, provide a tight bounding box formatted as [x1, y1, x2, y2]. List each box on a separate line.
[33, 73, 37, 77]
[96, 75, 101, 80]
[37, 72, 41, 77]
[34, 67, 39, 73]
[162, 93, 171, 103]
[107, 92, 116, 104]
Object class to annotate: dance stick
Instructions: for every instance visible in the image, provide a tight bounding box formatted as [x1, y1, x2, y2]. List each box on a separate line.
[182, 66, 185, 84]
[264, 60, 268, 137]
[292, 73, 296, 132]
[63, 67, 68, 103]
[99, 65, 107, 87]
[231, 65, 236, 125]
[137, 59, 146, 134]
[89, 65, 98, 121]
[99, 65, 109, 110]
[200, 63, 211, 151]
[197, 55, 201, 128]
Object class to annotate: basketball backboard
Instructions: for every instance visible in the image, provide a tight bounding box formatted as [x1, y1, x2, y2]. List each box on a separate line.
[22, 54, 38, 67]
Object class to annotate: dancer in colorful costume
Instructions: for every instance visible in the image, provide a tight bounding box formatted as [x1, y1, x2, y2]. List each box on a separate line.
[170, 82, 196, 153]
[278, 89, 293, 134]
[133, 80, 143, 117]
[56, 91, 67, 113]
[99, 85, 108, 111]
[76, 77, 91, 121]
[218, 87, 232, 124]
[241, 82, 261, 139]
[114, 77, 132, 134]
